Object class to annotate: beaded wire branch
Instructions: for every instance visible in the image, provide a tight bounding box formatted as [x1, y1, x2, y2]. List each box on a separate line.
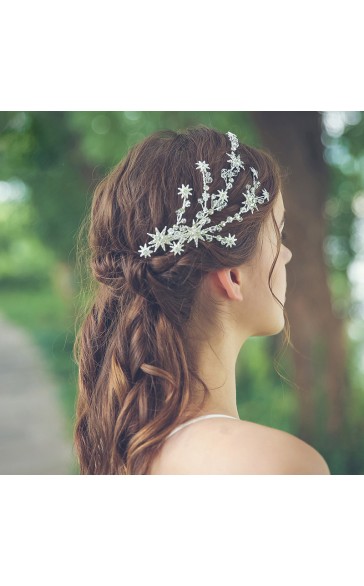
[138, 131, 270, 258]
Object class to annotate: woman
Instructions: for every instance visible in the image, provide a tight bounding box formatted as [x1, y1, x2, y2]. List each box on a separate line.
[73, 125, 330, 475]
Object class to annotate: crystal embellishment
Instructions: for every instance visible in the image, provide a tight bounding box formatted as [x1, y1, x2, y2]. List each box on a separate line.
[138, 131, 270, 258]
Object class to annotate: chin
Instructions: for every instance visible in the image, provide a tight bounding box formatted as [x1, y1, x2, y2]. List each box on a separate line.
[257, 311, 285, 337]
[254, 322, 284, 337]
[251, 299, 286, 337]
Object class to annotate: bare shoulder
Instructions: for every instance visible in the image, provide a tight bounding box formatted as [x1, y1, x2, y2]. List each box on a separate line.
[226, 419, 331, 475]
[151, 418, 330, 475]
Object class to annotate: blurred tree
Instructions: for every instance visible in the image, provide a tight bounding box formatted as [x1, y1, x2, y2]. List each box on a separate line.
[250, 112, 359, 451]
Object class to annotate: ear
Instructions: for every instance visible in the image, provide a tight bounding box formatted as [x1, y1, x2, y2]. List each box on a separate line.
[210, 267, 243, 302]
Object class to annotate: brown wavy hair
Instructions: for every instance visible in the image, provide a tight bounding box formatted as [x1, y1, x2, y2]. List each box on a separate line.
[73, 124, 291, 474]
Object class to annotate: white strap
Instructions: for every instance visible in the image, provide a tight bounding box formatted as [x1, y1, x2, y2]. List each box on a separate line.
[166, 414, 238, 439]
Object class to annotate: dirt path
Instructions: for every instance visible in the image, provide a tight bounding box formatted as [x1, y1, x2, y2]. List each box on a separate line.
[0, 313, 77, 474]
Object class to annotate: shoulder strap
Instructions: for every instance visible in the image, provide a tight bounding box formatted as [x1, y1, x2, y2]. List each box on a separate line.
[166, 414, 238, 439]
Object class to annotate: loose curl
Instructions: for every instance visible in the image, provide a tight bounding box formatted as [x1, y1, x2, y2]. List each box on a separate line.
[73, 125, 291, 474]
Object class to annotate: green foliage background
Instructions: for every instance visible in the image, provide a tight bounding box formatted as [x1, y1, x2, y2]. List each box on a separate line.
[0, 111, 363, 473]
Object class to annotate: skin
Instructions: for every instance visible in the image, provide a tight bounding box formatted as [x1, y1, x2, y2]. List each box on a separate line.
[187, 190, 292, 418]
[152, 191, 330, 473]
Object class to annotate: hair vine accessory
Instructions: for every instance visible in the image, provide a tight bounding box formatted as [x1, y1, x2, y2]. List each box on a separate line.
[138, 131, 270, 258]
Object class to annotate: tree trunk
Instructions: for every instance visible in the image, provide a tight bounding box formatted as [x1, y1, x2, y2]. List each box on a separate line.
[250, 112, 348, 442]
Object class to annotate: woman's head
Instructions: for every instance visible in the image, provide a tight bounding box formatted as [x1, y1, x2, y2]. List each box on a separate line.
[74, 124, 291, 474]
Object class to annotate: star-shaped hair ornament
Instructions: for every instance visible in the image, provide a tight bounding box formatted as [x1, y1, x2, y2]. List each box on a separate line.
[138, 131, 270, 258]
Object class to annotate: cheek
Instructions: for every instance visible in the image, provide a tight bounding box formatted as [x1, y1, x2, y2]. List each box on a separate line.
[248, 240, 282, 296]
[265, 246, 285, 288]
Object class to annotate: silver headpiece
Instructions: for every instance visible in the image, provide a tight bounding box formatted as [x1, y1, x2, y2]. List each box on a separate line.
[138, 131, 270, 258]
